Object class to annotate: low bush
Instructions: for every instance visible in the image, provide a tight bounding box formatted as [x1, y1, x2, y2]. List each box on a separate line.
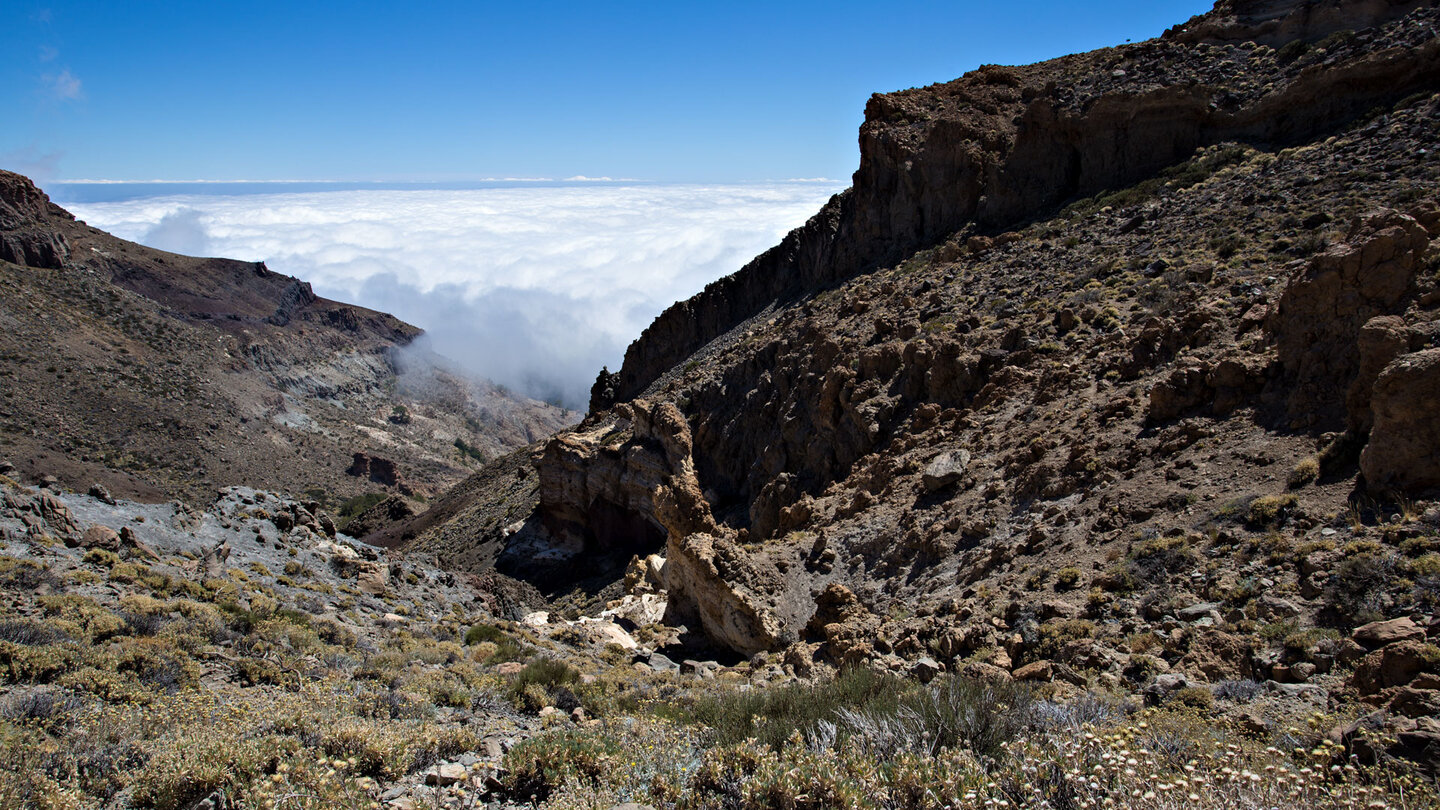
[679, 666, 907, 749]
[1288, 456, 1320, 488]
[1247, 494, 1298, 528]
[504, 728, 621, 803]
[831, 674, 1037, 760]
[505, 657, 581, 713]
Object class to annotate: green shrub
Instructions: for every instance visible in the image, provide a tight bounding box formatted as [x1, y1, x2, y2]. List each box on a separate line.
[1288, 456, 1320, 488]
[503, 728, 621, 803]
[1246, 494, 1297, 528]
[835, 675, 1038, 761]
[505, 657, 581, 714]
[1128, 534, 1197, 580]
[1324, 549, 1399, 624]
[1171, 686, 1214, 711]
[679, 666, 907, 749]
[1037, 619, 1096, 660]
[1055, 567, 1083, 590]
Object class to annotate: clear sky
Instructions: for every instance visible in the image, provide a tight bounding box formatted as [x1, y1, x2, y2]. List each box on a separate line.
[3, 1, 1214, 183]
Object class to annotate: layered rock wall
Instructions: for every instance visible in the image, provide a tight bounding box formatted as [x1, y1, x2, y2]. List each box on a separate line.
[612, 3, 1440, 404]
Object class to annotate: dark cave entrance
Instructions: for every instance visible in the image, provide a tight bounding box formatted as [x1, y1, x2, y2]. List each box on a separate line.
[513, 498, 669, 600]
[585, 498, 668, 559]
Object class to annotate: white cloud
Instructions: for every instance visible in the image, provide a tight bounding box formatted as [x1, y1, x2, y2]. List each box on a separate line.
[45, 69, 82, 101]
[67, 182, 843, 407]
[143, 208, 209, 256]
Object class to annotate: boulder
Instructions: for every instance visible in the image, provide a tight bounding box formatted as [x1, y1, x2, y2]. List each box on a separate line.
[1361, 349, 1440, 492]
[119, 527, 160, 561]
[577, 620, 637, 651]
[1387, 686, 1440, 719]
[355, 561, 389, 595]
[957, 661, 1013, 684]
[1391, 729, 1440, 774]
[1177, 629, 1254, 681]
[1352, 641, 1435, 695]
[200, 541, 230, 579]
[36, 493, 79, 538]
[921, 450, 971, 492]
[1254, 595, 1302, 622]
[1352, 617, 1426, 649]
[911, 656, 943, 683]
[1268, 210, 1430, 431]
[79, 525, 121, 552]
[1177, 602, 1222, 623]
[1013, 660, 1054, 682]
[600, 593, 667, 627]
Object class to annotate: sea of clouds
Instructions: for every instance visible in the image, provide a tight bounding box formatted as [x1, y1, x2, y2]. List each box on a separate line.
[63, 182, 844, 408]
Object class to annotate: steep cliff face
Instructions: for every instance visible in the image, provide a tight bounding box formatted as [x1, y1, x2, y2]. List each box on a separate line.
[611, 0, 1440, 405]
[0, 171, 575, 505]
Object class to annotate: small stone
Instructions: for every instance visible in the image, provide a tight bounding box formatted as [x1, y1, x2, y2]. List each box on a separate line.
[912, 656, 943, 683]
[424, 762, 466, 786]
[1177, 602, 1221, 622]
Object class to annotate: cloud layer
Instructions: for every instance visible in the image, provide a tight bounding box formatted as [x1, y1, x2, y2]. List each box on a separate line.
[67, 183, 842, 407]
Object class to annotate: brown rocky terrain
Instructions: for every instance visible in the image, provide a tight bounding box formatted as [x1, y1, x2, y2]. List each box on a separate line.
[390, 0, 1440, 773]
[0, 170, 575, 509]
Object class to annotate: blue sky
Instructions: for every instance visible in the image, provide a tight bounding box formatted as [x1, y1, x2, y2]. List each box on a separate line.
[3, 1, 1214, 183]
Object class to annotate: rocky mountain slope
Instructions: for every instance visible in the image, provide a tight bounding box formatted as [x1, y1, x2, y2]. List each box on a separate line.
[391, 0, 1440, 773]
[0, 170, 575, 508]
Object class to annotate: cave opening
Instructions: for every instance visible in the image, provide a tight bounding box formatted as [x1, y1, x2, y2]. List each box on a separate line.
[509, 497, 669, 599]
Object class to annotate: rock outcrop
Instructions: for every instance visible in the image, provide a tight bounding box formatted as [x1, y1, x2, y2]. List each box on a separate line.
[0, 170, 71, 269]
[1268, 209, 1431, 431]
[662, 532, 785, 656]
[1361, 348, 1440, 491]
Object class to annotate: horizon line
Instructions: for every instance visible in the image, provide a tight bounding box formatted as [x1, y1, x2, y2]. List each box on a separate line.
[50, 176, 842, 186]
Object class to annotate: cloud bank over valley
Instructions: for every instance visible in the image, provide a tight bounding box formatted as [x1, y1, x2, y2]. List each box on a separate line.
[63, 182, 844, 408]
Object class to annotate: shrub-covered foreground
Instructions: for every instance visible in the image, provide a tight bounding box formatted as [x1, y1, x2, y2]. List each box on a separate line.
[501, 670, 1436, 810]
[0, 681, 492, 810]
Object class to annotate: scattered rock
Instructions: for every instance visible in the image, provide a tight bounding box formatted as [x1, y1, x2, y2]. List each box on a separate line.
[1352, 640, 1434, 695]
[423, 762, 467, 787]
[78, 525, 121, 552]
[1352, 617, 1426, 649]
[922, 450, 971, 492]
